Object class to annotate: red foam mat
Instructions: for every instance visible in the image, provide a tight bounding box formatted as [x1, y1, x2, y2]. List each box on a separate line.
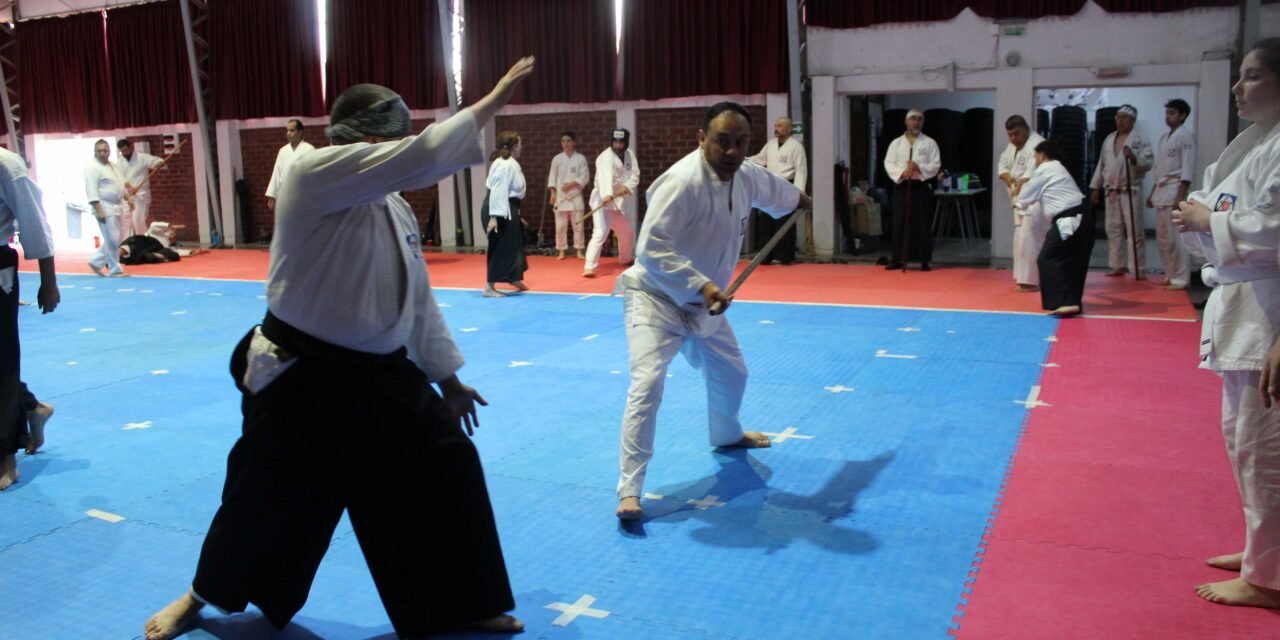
[955, 319, 1280, 638]
[23, 247, 1197, 321]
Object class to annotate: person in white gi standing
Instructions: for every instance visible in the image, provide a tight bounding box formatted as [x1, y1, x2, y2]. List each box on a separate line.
[85, 139, 129, 277]
[1173, 38, 1280, 610]
[1090, 105, 1154, 278]
[265, 119, 315, 212]
[114, 138, 166, 240]
[0, 146, 59, 491]
[998, 115, 1046, 291]
[583, 129, 639, 278]
[547, 131, 589, 260]
[883, 109, 941, 271]
[143, 58, 536, 640]
[749, 116, 808, 265]
[1147, 99, 1196, 290]
[614, 102, 813, 521]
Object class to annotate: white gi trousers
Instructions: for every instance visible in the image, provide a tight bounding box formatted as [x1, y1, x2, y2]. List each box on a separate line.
[1105, 188, 1146, 273]
[89, 203, 125, 275]
[1013, 203, 1046, 286]
[1153, 205, 1190, 287]
[1221, 370, 1280, 590]
[585, 208, 635, 270]
[554, 199, 586, 251]
[125, 193, 152, 240]
[617, 289, 748, 499]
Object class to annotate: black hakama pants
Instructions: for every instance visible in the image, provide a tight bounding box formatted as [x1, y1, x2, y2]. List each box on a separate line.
[483, 195, 527, 284]
[0, 245, 28, 457]
[191, 314, 515, 636]
[1037, 204, 1096, 311]
[891, 180, 935, 265]
[755, 209, 797, 264]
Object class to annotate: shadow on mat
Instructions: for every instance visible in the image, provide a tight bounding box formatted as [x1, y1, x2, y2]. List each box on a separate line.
[640, 449, 895, 555]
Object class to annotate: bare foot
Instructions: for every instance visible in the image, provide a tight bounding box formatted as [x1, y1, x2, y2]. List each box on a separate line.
[1105, 268, 1126, 277]
[1195, 577, 1280, 609]
[483, 287, 508, 298]
[1050, 305, 1081, 317]
[1166, 283, 1188, 291]
[582, 270, 597, 279]
[1014, 284, 1039, 292]
[556, 251, 566, 260]
[724, 431, 772, 449]
[25, 402, 53, 455]
[144, 592, 205, 640]
[0, 454, 18, 490]
[617, 496, 643, 520]
[464, 613, 524, 633]
[577, 250, 585, 260]
[1206, 552, 1244, 571]
[510, 281, 529, 292]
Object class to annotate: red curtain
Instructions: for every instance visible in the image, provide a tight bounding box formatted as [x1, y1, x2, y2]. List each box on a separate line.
[17, 11, 114, 133]
[106, 1, 197, 127]
[210, 0, 324, 120]
[461, 0, 616, 105]
[807, 1, 967, 29]
[620, 0, 787, 101]
[969, 0, 1087, 19]
[326, 0, 447, 110]
[1093, 0, 1236, 11]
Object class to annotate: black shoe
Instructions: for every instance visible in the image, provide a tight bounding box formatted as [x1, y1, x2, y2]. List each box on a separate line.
[875, 256, 890, 266]
[921, 263, 932, 272]
[760, 259, 774, 266]
[885, 262, 904, 270]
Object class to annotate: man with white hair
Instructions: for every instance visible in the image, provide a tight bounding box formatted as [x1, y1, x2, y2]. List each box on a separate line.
[998, 114, 1047, 291]
[749, 116, 808, 265]
[883, 109, 941, 270]
[143, 57, 536, 640]
[1090, 104, 1154, 278]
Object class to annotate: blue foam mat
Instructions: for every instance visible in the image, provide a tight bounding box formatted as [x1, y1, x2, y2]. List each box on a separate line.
[1, 272, 1053, 639]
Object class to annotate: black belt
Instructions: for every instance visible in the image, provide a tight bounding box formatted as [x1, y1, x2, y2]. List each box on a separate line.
[261, 312, 408, 370]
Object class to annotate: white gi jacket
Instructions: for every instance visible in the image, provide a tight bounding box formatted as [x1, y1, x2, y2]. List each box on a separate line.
[485, 157, 526, 219]
[115, 151, 164, 199]
[0, 147, 54, 261]
[84, 161, 125, 207]
[998, 132, 1046, 186]
[265, 141, 316, 199]
[1017, 160, 1085, 239]
[618, 150, 802, 311]
[590, 147, 640, 218]
[750, 136, 808, 191]
[883, 133, 941, 183]
[547, 151, 590, 212]
[1150, 126, 1198, 206]
[1185, 121, 1280, 370]
[1090, 130, 1154, 191]
[266, 111, 483, 381]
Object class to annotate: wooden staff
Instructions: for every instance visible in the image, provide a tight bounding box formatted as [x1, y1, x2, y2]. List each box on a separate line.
[899, 147, 914, 272]
[708, 211, 802, 316]
[574, 194, 614, 226]
[125, 137, 188, 198]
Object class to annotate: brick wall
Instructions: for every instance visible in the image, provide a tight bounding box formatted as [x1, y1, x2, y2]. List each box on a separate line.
[635, 105, 768, 221]
[493, 110, 614, 241]
[238, 124, 329, 243]
[135, 133, 199, 242]
[238, 120, 440, 244]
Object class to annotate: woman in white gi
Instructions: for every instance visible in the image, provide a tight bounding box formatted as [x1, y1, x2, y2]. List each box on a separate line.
[1017, 140, 1091, 317]
[547, 131, 589, 260]
[483, 131, 529, 297]
[1173, 38, 1280, 609]
[615, 103, 812, 521]
[583, 129, 639, 278]
[143, 58, 536, 640]
[998, 115, 1046, 291]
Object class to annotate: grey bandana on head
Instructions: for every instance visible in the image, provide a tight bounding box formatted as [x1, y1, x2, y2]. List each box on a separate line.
[324, 95, 412, 143]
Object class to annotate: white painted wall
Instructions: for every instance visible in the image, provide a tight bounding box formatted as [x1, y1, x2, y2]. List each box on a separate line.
[886, 91, 994, 113]
[807, 1, 1277, 259]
